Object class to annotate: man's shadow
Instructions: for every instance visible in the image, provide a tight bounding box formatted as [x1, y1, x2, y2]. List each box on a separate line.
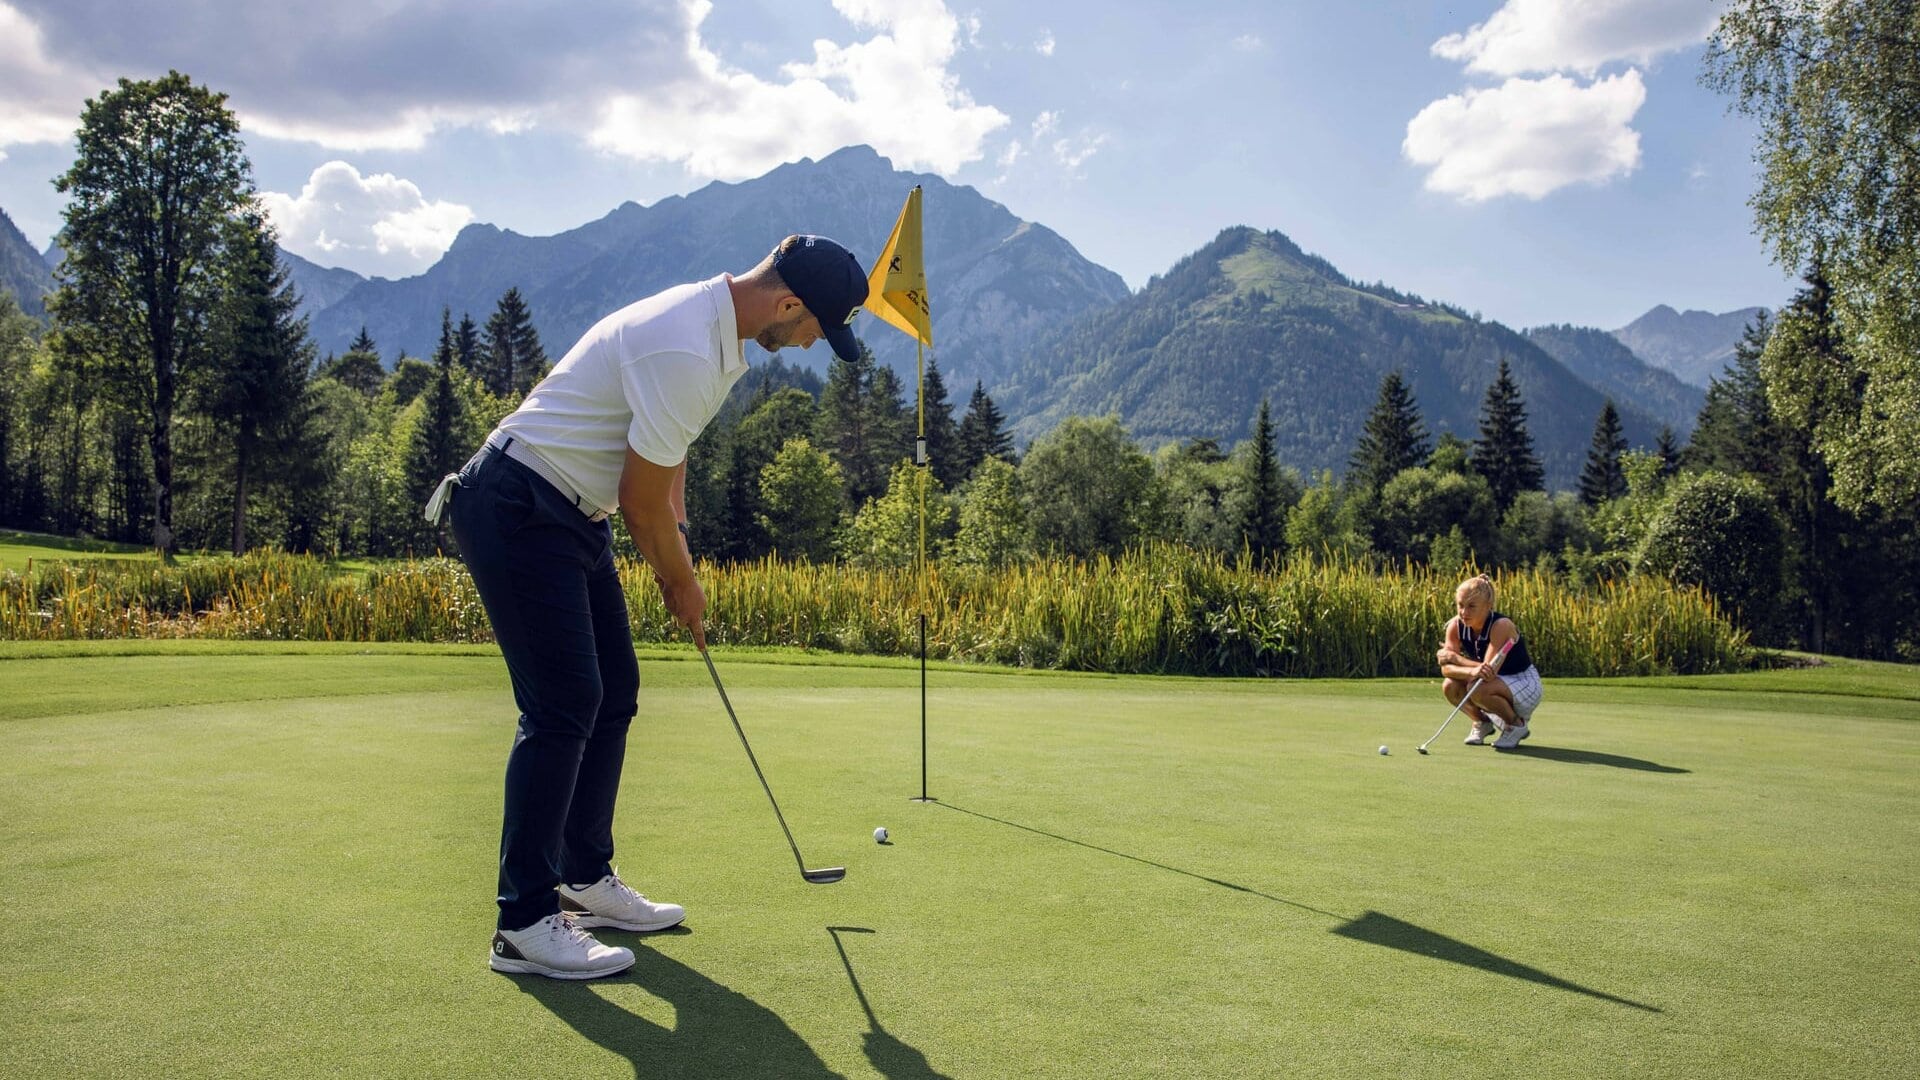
[829, 927, 955, 1080]
[511, 936, 845, 1079]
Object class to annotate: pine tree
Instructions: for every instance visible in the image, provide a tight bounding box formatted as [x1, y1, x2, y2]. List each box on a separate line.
[433, 308, 455, 371]
[1348, 371, 1429, 491]
[814, 342, 879, 503]
[955, 380, 1014, 480]
[1471, 358, 1545, 511]
[454, 313, 481, 373]
[1232, 398, 1287, 560]
[200, 215, 315, 554]
[866, 365, 913, 475]
[1686, 312, 1775, 478]
[1655, 426, 1682, 479]
[405, 309, 469, 551]
[482, 287, 549, 399]
[919, 354, 962, 487]
[349, 326, 377, 357]
[1578, 399, 1629, 506]
[715, 434, 766, 562]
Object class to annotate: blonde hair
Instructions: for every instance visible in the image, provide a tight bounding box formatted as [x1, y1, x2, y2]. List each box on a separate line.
[1455, 573, 1494, 606]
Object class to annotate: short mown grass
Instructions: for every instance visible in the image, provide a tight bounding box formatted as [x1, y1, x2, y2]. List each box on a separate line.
[3, 644, 1916, 1078]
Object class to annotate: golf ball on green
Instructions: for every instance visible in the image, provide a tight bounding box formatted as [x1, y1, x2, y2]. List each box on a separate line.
[1378, 745, 1390, 756]
[874, 827, 889, 843]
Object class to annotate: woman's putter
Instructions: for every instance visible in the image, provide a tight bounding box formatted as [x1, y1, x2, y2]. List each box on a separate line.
[1417, 639, 1515, 755]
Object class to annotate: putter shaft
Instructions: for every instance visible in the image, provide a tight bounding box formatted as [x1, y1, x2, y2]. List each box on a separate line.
[701, 648, 844, 884]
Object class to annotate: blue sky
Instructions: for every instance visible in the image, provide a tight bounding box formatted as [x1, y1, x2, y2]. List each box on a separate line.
[0, 0, 1792, 329]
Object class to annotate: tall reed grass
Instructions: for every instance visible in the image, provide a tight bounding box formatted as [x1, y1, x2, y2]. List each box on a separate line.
[0, 545, 1749, 676]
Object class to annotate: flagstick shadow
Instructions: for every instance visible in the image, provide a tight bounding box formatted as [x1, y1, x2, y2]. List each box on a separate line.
[827, 927, 955, 1080]
[511, 945, 846, 1079]
[936, 802, 1347, 919]
[940, 802, 1660, 1013]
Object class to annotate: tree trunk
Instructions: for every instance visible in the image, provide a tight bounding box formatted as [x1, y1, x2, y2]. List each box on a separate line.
[151, 329, 176, 558]
[231, 433, 249, 556]
[151, 406, 173, 557]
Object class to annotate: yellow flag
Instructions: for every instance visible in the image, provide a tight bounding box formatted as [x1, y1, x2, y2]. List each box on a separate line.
[866, 186, 932, 346]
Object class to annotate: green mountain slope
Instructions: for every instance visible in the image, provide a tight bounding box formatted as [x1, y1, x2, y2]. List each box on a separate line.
[1524, 324, 1705, 434]
[997, 227, 1669, 490]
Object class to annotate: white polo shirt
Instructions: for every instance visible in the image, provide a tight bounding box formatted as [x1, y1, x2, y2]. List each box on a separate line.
[495, 274, 747, 514]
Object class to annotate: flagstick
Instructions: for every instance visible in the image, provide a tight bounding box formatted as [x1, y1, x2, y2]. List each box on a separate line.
[870, 185, 937, 804]
[911, 337, 934, 803]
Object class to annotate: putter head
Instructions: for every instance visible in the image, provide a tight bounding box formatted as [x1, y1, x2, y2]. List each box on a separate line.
[804, 867, 847, 884]
[1415, 746, 1430, 755]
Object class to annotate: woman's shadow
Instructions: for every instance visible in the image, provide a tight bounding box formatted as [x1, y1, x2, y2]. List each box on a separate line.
[510, 939, 845, 1080]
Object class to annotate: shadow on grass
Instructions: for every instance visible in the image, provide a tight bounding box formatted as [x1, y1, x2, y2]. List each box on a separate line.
[941, 802, 1659, 1013]
[1500, 745, 1690, 773]
[512, 942, 845, 1079]
[937, 802, 1346, 920]
[828, 927, 954, 1080]
[1332, 911, 1661, 1012]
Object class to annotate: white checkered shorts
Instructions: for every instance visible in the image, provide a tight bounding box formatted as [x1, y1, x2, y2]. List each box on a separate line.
[1503, 666, 1543, 721]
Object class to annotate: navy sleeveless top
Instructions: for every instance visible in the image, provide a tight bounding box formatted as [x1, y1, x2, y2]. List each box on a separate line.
[1460, 611, 1533, 673]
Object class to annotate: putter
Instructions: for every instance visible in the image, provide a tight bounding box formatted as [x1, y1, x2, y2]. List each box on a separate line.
[700, 647, 845, 884]
[1417, 638, 1514, 755]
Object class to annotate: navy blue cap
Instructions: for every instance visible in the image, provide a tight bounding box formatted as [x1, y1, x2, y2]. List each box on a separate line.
[773, 235, 869, 362]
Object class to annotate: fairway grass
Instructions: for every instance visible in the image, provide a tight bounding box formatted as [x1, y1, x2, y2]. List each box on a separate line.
[3, 646, 1917, 1078]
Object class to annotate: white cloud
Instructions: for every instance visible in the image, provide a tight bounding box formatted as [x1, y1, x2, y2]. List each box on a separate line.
[0, 0, 1010, 183]
[1031, 111, 1059, 140]
[998, 140, 1023, 169]
[1036, 30, 1055, 57]
[1432, 0, 1725, 77]
[258, 161, 474, 279]
[1402, 71, 1646, 200]
[1053, 132, 1108, 174]
[590, 0, 1008, 179]
[1232, 34, 1264, 52]
[0, 2, 99, 147]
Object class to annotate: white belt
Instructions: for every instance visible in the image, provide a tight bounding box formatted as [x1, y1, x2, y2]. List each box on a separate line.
[422, 434, 612, 525]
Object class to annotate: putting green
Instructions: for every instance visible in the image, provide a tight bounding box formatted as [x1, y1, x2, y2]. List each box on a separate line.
[3, 644, 1916, 1078]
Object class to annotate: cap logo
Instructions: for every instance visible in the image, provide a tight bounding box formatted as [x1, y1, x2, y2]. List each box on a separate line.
[845, 307, 861, 325]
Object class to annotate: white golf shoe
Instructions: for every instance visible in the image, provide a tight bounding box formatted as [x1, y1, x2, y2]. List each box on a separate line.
[1491, 720, 1532, 750]
[559, 871, 686, 932]
[1463, 720, 1495, 745]
[489, 913, 633, 979]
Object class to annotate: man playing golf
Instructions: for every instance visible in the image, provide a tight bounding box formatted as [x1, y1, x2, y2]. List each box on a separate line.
[431, 235, 869, 979]
[1436, 573, 1544, 750]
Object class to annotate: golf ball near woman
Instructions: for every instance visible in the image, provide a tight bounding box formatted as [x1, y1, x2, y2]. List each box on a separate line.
[1378, 745, 1390, 756]
[874, 827, 889, 843]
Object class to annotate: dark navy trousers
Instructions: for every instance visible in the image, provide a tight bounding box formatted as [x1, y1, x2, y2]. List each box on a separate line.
[448, 444, 640, 931]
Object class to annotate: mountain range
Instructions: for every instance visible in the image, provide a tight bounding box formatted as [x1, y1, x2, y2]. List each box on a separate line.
[1611, 304, 1767, 387]
[305, 145, 1129, 395]
[0, 146, 1765, 489]
[0, 208, 54, 321]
